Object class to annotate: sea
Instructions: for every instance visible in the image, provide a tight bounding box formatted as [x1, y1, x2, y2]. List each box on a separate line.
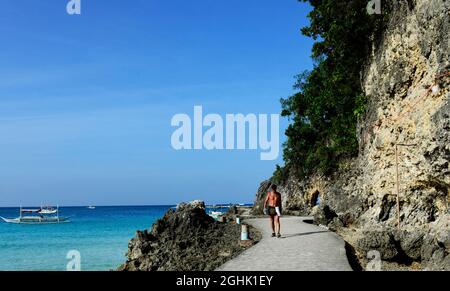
[0, 205, 175, 271]
[0, 205, 236, 271]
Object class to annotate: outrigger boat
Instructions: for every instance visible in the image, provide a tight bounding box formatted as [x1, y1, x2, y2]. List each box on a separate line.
[0, 206, 70, 224]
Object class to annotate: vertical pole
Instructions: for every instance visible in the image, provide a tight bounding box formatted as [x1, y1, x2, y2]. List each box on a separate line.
[241, 224, 249, 241]
[395, 145, 400, 230]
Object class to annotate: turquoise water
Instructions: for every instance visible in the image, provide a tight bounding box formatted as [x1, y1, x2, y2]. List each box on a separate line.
[0, 206, 172, 271]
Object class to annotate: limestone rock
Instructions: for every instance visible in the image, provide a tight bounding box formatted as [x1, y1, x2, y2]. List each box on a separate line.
[118, 200, 260, 271]
[357, 230, 398, 260]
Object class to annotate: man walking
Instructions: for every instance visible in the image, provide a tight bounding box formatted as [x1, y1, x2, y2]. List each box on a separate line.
[263, 184, 282, 238]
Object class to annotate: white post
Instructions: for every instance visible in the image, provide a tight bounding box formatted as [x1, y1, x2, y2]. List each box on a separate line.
[236, 216, 241, 225]
[241, 224, 249, 241]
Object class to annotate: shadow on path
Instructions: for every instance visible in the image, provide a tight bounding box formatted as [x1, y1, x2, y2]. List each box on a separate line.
[279, 230, 328, 239]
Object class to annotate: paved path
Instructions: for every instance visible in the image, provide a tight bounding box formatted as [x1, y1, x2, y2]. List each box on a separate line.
[217, 216, 352, 271]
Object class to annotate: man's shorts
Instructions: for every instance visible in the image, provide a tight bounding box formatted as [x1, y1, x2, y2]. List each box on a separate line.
[268, 207, 277, 216]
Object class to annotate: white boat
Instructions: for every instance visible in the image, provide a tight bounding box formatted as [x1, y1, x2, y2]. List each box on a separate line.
[1, 216, 69, 224]
[209, 211, 224, 219]
[38, 206, 58, 214]
[87, 206, 96, 209]
[1, 206, 69, 224]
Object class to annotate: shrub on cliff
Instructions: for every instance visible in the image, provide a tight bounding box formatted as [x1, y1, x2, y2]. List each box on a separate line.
[277, 0, 386, 179]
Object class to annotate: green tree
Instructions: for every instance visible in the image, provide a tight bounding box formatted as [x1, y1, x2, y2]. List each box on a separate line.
[276, 0, 385, 179]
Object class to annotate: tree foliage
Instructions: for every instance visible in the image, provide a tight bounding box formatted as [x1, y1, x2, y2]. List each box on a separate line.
[276, 0, 384, 180]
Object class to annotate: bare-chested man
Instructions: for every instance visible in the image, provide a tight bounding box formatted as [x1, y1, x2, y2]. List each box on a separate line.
[263, 184, 282, 238]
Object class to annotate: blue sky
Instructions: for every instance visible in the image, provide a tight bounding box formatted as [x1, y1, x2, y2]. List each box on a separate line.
[0, 0, 314, 206]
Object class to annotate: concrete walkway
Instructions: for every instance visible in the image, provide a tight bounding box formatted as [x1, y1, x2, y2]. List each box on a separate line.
[217, 216, 353, 271]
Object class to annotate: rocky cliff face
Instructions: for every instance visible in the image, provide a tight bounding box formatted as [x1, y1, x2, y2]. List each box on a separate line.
[118, 201, 260, 271]
[254, 0, 449, 270]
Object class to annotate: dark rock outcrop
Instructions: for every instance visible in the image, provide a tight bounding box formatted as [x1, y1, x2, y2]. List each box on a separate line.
[397, 231, 424, 261]
[314, 205, 338, 226]
[118, 200, 260, 271]
[357, 230, 399, 260]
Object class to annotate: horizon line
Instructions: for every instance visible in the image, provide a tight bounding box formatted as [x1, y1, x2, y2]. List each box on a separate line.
[0, 202, 254, 208]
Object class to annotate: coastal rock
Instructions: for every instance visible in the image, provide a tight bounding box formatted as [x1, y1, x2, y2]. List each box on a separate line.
[118, 200, 260, 271]
[220, 205, 241, 223]
[314, 205, 338, 226]
[397, 231, 424, 261]
[177, 200, 206, 211]
[356, 230, 398, 260]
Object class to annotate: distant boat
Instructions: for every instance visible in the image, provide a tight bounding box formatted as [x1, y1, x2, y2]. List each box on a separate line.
[1, 206, 69, 224]
[209, 211, 224, 220]
[87, 206, 96, 209]
[38, 206, 57, 214]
